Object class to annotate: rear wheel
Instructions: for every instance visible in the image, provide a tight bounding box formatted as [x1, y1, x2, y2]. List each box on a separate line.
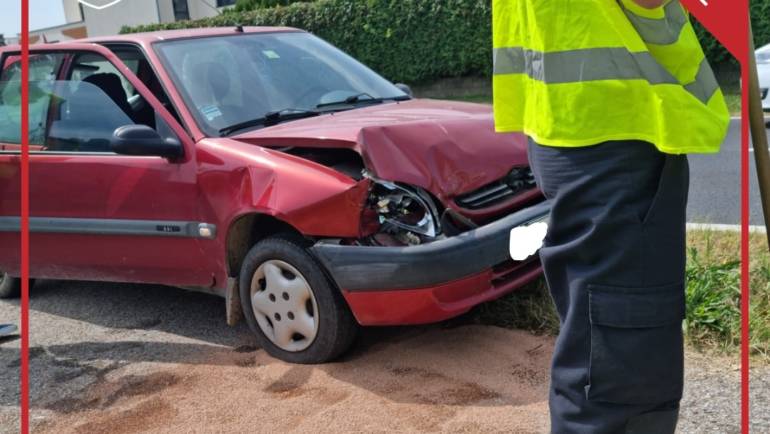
[0, 272, 22, 299]
[239, 236, 358, 364]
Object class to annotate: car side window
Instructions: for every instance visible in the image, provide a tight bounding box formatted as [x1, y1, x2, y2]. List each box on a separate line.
[0, 54, 64, 146]
[44, 80, 135, 152]
[36, 52, 179, 154]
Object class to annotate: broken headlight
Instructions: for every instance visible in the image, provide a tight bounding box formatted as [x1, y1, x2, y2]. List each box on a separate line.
[366, 176, 441, 244]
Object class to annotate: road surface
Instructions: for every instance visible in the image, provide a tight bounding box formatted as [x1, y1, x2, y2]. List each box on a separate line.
[688, 118, 764, 225]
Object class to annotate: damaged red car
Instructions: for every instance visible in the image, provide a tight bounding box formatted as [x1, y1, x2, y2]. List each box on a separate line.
[0, 27, 549, 363]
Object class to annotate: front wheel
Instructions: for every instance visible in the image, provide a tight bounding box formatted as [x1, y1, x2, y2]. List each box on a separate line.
[239, 236, 358, 364]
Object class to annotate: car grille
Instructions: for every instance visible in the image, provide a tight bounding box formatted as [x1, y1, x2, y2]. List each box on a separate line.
[455, 167, 536, 210]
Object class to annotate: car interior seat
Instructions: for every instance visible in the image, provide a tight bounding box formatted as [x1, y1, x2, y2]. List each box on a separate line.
[82, 73, 134, 120]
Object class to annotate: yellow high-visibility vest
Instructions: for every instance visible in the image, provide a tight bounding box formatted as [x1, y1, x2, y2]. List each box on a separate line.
[493, 0, 729, 154]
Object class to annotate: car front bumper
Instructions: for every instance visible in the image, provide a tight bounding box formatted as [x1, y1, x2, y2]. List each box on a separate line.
[310, 200, 551, 325]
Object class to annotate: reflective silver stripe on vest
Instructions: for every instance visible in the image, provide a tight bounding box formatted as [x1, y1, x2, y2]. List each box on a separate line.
[684, 58, 720, 104]
[620, 0, 688, 45]
[493, 46, 720, 105]
[493, 47, 678, 85]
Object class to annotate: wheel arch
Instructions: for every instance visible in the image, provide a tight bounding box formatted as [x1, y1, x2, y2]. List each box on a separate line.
[225, 213, 305, 279]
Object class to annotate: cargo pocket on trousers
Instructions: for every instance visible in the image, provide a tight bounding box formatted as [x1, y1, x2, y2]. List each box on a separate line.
[586, 282, 685, 405]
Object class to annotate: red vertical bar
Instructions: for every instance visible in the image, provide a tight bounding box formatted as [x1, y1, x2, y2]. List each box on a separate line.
[20, 0, 30, 432]
[741, 60, 750, 434]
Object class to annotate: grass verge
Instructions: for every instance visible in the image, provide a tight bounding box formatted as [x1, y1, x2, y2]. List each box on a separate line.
[474, 229, 769, 361]
[723, 91, 742, 117]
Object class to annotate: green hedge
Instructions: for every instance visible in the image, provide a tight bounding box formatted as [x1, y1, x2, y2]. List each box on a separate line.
[752, 0, 770, 53]
[124, 0, 492, 84]
[123, 0, 765, 85]
[229, 0, 313, 12]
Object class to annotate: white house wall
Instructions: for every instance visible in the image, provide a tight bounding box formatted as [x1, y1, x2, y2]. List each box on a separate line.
[62, 0, 83, 23]
[81, 0, 162, 37]
[157, 0, 176, 23]
[188, 0, 221, 20]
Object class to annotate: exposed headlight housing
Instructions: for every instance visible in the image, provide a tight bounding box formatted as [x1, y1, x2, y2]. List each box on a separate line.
[365, 174, 441, 242]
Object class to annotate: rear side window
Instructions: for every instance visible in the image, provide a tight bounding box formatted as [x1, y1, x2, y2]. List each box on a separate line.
[0, 54, 65, 145]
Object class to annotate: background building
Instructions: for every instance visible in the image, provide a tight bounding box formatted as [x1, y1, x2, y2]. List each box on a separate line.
[27, 0, 236, 43]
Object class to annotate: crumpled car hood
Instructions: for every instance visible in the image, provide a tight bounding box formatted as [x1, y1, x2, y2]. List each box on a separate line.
[233, 99, 529, 199]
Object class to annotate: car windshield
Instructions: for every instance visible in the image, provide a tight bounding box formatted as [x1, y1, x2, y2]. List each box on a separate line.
[155, 31, 409, 136]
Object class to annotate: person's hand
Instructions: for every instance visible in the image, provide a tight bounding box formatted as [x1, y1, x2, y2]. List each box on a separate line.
[632, 0, 667, 8]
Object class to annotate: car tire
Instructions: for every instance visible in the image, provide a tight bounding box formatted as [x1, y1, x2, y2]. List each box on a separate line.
[0, 272, 24, 299]
[239, 235, 358, 364]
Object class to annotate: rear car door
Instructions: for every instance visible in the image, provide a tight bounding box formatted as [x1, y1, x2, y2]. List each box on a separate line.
[0, 45, 216, 288]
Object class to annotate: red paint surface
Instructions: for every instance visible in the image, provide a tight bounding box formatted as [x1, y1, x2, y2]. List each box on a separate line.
[680, 0, 749, 64]
[344, 259, 542, 326]
[234, 99, 530, 201]
[741, 57, 751, 434]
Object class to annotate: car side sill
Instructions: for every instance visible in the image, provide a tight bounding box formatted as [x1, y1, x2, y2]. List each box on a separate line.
[0, 217, 217, 239]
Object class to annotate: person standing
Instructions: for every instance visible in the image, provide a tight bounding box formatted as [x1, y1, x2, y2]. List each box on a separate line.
[492, 1, 730, 433]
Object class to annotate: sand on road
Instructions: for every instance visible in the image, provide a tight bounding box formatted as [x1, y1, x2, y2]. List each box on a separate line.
[32, 326, 553, 434]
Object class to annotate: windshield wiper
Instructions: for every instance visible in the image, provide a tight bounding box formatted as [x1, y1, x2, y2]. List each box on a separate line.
[219, 109, 321, 136]
[315, 93, 410, 109]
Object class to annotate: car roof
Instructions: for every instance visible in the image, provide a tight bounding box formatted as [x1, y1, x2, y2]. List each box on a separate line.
[1, 26, 303, 51]
[80, 26, 302, 44]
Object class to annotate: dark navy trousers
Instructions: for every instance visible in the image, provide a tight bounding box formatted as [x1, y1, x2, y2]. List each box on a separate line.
[528, 139, 689, 434]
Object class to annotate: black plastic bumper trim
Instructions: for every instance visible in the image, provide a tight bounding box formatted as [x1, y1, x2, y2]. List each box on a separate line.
[310, 201, 551, 291]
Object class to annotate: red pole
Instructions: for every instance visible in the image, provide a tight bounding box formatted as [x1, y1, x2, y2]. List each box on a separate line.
[20, 0, 30, 432]
[741, 61, 750, 434]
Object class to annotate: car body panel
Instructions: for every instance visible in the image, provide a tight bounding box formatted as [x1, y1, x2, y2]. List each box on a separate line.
[0, 44, 211, 286]
[342, 259, 543, 326]
[0, 28, 547, 326]
[234, 99, 530, 200]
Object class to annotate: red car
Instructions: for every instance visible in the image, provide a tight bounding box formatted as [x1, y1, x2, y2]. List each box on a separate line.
[0, 27, 548, 363]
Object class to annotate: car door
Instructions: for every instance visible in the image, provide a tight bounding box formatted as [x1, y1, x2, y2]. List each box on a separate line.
[0, 52, 57, 276]
[0, 45, 216, 288]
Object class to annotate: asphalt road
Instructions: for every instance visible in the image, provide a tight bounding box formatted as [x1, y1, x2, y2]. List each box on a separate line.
[688, 117, 764, 225]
